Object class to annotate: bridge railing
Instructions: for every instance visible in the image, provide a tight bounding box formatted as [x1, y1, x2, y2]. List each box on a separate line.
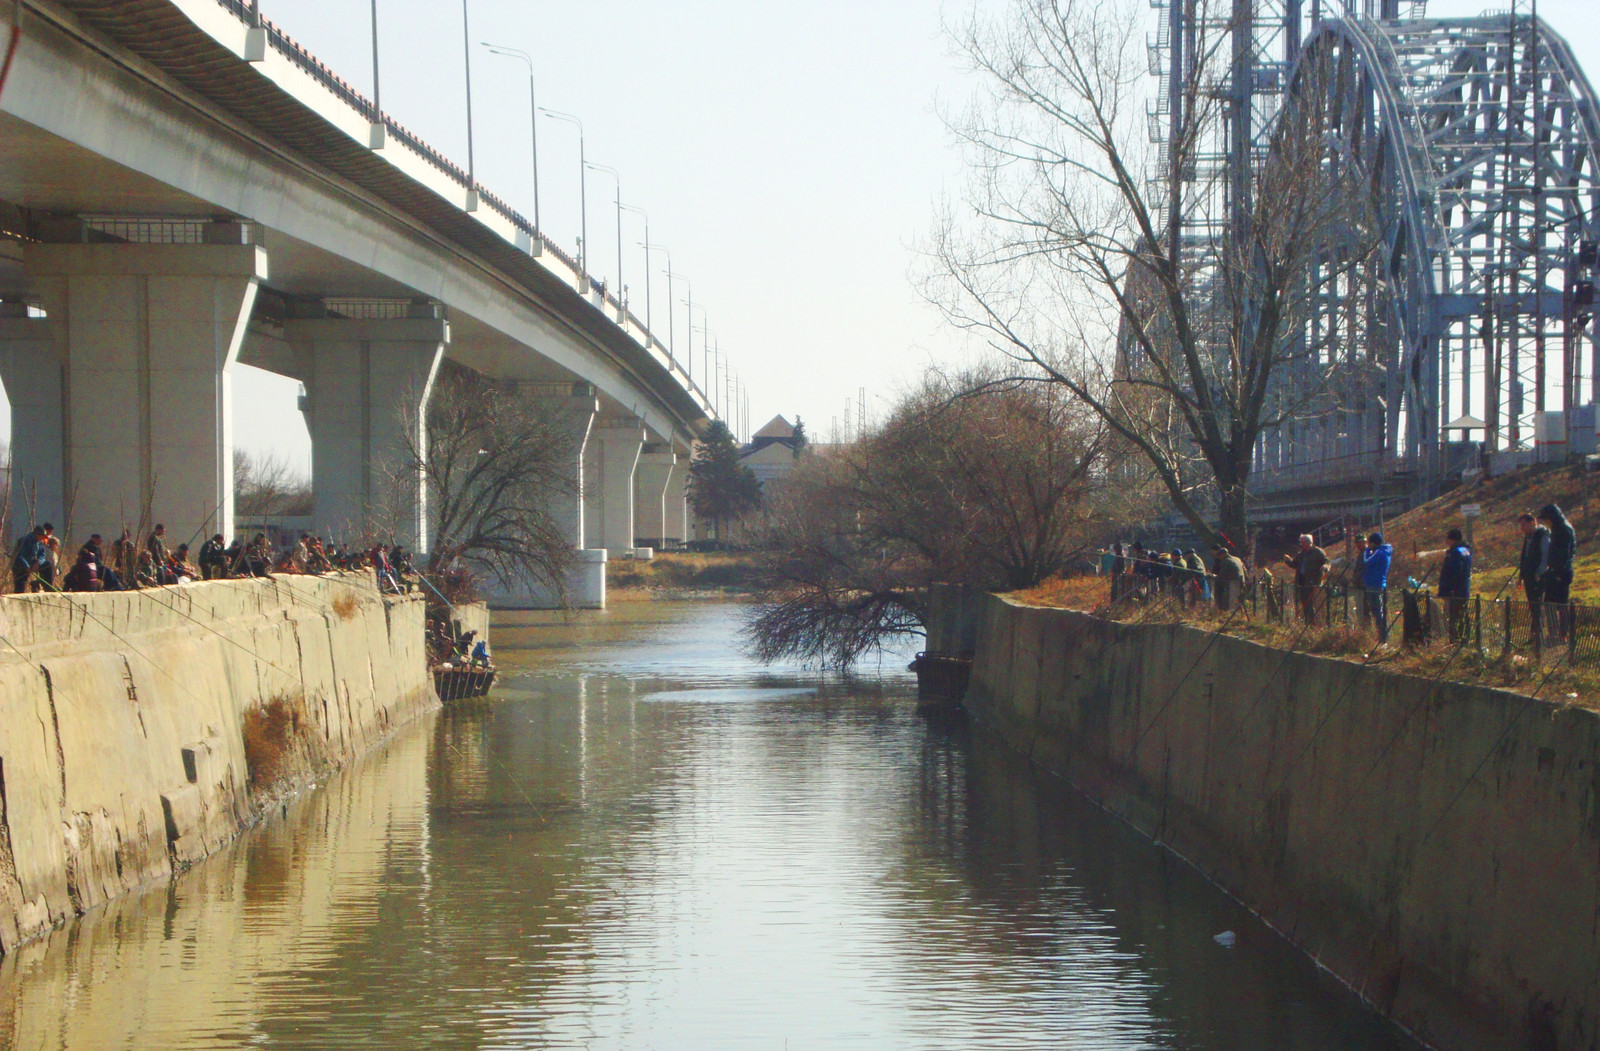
[1251, 449, 1392, 495]
[211, 0, 710, 411]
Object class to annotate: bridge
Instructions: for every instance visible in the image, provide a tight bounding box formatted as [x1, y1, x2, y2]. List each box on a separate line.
[0, 0, 716, 606]
[1142, 0, 1600, 529]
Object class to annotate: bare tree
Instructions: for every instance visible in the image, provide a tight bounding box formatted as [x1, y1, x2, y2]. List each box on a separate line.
[931, 0, 1381, 547]
[746, 372, 1144, 667]
[395, 364, 580, 603]
[234, 449, 312, 518]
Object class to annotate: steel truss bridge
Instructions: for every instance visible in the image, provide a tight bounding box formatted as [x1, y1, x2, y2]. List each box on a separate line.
[1147, 1, 1600, 525]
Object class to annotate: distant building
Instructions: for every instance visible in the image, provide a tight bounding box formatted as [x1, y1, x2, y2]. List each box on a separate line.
[741, 415, 806, 488]
[689, 414, 809, 543]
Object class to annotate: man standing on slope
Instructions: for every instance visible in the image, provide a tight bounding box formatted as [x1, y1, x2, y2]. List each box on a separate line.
[1518, 512, 1551, 643]
[1360, 532, 1393, 642]
[1538, 504, 1576, 642]
[1283, 534, 1329, 625]
[1439, 527, 1473, 642]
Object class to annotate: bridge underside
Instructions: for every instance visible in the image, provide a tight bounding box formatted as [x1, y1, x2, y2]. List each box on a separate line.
[0, 1, 707, 607]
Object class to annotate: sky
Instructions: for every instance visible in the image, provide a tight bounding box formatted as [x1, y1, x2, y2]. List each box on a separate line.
[224, 0, 991, 470]
[12, 0, 1600, 473]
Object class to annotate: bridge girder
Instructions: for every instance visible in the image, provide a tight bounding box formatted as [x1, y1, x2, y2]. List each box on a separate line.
[1254, 14, 1600, 502]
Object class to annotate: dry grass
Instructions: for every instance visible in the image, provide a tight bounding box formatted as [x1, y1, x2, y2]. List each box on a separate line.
[331, 592, 360, 621]
[241, 693, 305, 788]
[607, 551, 762, 594]
[1007, 575, 1108, 610]
[1352, 461, 1600, 603]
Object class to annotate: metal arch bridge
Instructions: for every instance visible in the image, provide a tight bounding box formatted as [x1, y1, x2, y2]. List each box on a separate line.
[1248, 13, 1600, 520]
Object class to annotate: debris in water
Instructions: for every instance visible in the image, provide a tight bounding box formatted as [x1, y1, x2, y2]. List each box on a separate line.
[1213, 930, 1236, 948]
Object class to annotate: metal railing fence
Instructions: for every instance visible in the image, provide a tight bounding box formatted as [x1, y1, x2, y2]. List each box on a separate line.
[1103, 555, 1598, 668]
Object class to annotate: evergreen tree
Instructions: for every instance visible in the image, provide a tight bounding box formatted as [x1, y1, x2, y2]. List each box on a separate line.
[687, 421, 762, 543]
[791, 417, 809, 457]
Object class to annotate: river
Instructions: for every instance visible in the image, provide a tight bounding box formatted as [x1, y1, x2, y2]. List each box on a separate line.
[0, 601, 1418, 1049]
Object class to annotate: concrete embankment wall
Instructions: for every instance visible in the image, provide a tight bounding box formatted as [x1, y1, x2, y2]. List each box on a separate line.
[0, 573, 436, 955]
[960, 594, 1600, 1051]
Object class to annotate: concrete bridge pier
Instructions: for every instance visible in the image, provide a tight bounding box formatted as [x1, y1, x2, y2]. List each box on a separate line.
[633, 445, 677, 548]
[0, 307, 65, 538]
[485, 384, 606, 609]
[285, 312, 447, 551]
[583, 419, 645, 559]
[665, 454, 690, 547]
[23, 242, 266, 547]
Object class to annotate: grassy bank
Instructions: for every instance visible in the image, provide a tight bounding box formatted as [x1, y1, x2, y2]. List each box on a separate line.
[606, 551, 762, 598]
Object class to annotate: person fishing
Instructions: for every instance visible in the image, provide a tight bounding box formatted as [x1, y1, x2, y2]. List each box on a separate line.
[1438, 527, 1473, 642]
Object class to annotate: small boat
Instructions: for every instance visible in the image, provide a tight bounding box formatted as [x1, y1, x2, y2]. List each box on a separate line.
[433, 662, 497, 702]
[908, 651, 972, 707]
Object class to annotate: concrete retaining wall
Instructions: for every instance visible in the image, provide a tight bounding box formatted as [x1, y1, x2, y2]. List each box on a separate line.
[0, 572, 436, 954]
[963, 594, 1600, 1051]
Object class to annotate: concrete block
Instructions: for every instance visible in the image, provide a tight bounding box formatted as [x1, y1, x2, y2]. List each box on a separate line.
[160, 784, 201, 845]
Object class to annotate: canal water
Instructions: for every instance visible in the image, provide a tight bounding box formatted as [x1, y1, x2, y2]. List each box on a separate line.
[0, 601, 1417, 1050]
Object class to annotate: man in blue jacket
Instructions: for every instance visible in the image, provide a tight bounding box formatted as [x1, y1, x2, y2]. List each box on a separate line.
[1439, 527, 1473, 642]
[1360, 532, 1393, 642]
[10, 523, 51, 594]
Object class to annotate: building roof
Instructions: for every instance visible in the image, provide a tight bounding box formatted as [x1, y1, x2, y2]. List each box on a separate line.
[752, 415, 795, 440]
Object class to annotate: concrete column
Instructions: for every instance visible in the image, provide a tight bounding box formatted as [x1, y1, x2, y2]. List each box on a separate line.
[26, 243, 266, 545]
[633, 444, 677, 548]
[284, 314, 446, 549]
[664, 456, 688, 545]
[481, 383, 606, 611]
[0, 309, 65, 538]
[542, 386, 597, 550]
[584, 420, 645, 556]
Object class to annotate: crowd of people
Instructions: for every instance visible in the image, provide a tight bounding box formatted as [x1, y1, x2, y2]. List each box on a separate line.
[9, 522, 421, 597]
[1104, 539, 1250, 611]
[1101, 501, 1581, 646]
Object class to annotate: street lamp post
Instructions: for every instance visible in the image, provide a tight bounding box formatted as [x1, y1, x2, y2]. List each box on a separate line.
[539, 108, 586, 291]
[679, 282, 699, 392]
[482, 43, 540, 252]
[460, 0, 478, 210]
[621, 204, 650, 336]
[367, 0, 385, 147]
[642, 240, 671, 360]
[585, 162, 622, 320]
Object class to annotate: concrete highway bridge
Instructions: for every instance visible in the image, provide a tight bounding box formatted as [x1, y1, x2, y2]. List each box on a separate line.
[0, 0, 714, 606]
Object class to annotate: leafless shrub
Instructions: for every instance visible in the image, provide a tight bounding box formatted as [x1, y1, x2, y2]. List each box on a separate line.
[241, 692, 305, 789]
[234, 449, 312, 518]
[393, 364, 580, 604]
[745, 371, 1150, 667]
[331, 592, 360, 621]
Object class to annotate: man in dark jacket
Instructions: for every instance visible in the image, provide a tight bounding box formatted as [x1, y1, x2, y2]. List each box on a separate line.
[1361, 532, 1393, 642]
[199, 534, 228, 580]
[1538, 503, 1576, 640]
[1212, 543, 1246, 612]
[1439, 527, 1473, 642]
[1518, 512, 1551, 642]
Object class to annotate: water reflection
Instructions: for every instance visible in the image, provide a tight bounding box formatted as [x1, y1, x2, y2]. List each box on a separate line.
[0, 602, 1415, 1049]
